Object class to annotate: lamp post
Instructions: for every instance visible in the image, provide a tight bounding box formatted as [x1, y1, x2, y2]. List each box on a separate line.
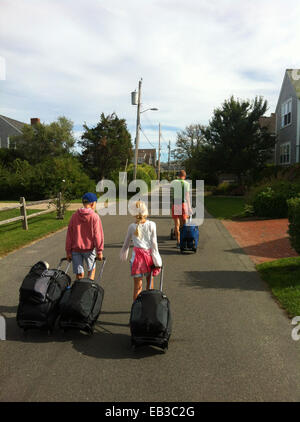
[131, 79, 158, 180]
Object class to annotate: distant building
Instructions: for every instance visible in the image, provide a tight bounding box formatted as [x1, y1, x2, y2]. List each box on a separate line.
[259, 112, 276, 163]
[275, 69, 300, 165]
[0, 116, 40, 149]
[137, 148, 157, 166]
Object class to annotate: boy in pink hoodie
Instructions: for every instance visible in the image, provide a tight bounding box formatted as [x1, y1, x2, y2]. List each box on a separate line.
[66, 192, 104, 280]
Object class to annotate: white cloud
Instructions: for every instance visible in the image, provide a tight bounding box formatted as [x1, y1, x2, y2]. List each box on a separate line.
[0, 0, 300, 156]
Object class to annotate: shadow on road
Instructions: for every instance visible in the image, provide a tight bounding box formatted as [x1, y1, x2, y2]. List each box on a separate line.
[225, 237, 297, 261]
[71, 328, 165, 359]
[183, 270, 267, 292]
[1, 305, 165, 358]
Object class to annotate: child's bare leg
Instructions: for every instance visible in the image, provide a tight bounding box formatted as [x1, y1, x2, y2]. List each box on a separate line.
[174, 217, 180, 243]
[146, 275, 153, 290]
[76, 273, 84, 280]
[88, 266, 96, 280]
[133, 277, 143, 301]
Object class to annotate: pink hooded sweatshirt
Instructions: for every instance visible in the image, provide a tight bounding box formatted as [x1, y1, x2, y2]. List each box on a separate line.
[66, 208, 104, 256]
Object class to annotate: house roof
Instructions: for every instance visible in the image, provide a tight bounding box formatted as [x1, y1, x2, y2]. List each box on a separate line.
[259, 113, 276, 134]
[0, 115, 26, 133]
[287, 69, 300, 99]
[138, 148, 156, 154]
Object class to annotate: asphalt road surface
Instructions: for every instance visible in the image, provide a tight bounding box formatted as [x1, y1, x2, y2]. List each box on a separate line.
[1, 206, 300, 401]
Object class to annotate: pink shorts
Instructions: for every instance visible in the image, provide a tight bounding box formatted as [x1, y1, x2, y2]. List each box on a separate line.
[130, 247, 161, 278]
[172, 203, 189, 220]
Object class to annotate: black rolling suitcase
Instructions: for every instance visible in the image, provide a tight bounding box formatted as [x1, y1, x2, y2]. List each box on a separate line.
[59, 257, 106, 335]
[130, 267, 172, 352]
[17, 258, 71, 333]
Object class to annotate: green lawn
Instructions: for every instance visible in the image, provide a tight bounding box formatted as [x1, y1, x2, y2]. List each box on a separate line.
[204, 196, 245, 219]
[0, 208, 40, 222]
[0, 209, 74, 257]
[257, 257, 300, 317]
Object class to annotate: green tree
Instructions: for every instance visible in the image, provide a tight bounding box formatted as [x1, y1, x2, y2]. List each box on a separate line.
[13, 116, 76, 165]
[174, 124, 207, 162]
[79, 112, 133, 182]
[203, 96, 275, 183]
[173, 124, 215, 182]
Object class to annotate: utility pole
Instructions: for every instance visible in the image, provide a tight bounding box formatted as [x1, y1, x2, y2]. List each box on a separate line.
[158, 123, 161, 181]
[168, 140, 171, 172]
[133, 79, 142, 181]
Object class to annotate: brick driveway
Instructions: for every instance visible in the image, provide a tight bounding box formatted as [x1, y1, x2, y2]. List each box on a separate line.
[222, 218, 298, 264]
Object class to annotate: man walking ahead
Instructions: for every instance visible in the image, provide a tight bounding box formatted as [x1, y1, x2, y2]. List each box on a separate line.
[66, 192, 104, 280]
[171, 170, 192, 248]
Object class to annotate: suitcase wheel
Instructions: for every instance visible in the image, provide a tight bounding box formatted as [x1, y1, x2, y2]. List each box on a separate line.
[87, 327, 94, 336]
[162, 343, 168, 353]
[170, 228, 175, 240]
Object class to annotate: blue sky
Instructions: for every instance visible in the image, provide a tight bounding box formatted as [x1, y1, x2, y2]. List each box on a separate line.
[1, 0, 300, 162]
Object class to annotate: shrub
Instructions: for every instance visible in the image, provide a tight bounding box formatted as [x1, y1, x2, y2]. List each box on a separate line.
[288, 197, 300, 254]
[127, 164, 152, 192]
[140, 163, 157, 181]
[211, 182, 245, 196]
[247, 181, 300, 218]
[213, 182, 232, 195]
[0, 156, 95, 201]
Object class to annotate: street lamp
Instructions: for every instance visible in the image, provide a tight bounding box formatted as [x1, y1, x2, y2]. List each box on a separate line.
[141, 108, 158, 113]
[131, 80, 158, 180]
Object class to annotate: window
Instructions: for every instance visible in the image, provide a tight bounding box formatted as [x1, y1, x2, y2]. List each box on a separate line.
[281, 99, 292, 128]
[279, 142, 290, 164]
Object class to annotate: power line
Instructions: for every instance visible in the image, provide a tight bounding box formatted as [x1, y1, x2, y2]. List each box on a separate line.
[140, 125, 156, 148]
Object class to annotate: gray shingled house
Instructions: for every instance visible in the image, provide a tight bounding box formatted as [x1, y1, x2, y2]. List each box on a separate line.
[275, 69, 300, 165]
[0, 115, 26, 149]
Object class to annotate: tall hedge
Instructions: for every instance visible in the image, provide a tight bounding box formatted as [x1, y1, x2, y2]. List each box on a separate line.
[288, 197, 300, 254]
[246, 181, 300, 218]
[0, 157, 95, 200]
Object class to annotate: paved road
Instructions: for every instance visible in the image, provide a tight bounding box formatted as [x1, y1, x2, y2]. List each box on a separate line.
[1, 207, 300, 401]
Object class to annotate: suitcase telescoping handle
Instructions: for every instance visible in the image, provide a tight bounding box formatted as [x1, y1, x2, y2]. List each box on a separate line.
[95, 256, 107, 284]
[150, 265, 164, 292]
[58, 257, 71, 274]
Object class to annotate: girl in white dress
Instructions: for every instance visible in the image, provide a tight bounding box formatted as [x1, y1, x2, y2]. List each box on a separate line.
[120, 201, 162, 301]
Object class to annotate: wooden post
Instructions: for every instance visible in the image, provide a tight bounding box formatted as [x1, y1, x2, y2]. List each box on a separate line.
[57, 192, 63, 219]
[20, 197, 28, 230]
[158, 123, 161, 181]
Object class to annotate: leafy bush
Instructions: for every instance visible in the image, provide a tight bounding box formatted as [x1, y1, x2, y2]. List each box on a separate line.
[212, 182, 232, 195]
[246, 181, 300, 218]
[211, 182, 245, 196]
[288, 197, 300, 254]
[0, 157, 94, 201]
[126, 164, 152, 192]
[140, 163, 157, 181]
[204, 185, 217, 192]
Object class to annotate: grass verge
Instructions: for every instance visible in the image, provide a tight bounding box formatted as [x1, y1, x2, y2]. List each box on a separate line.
[257, 257, 300, 317]
[204, 196, 245, 219]
[0, 209, 73, 257]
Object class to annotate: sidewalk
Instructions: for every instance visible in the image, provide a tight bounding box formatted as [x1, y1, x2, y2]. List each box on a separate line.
[222, 218, 298, 264]
[0, 202, 83, 211]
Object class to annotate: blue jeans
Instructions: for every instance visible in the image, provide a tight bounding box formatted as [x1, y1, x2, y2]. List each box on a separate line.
[71, 249, 96, 275]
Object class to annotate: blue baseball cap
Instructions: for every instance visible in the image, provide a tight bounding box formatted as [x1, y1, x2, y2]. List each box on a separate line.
[82, 192, 98, 203]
